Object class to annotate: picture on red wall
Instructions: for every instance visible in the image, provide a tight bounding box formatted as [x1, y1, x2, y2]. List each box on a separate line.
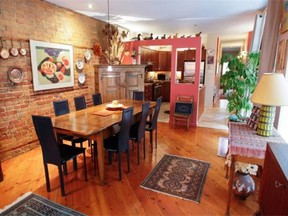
[30, 40, 74, 91]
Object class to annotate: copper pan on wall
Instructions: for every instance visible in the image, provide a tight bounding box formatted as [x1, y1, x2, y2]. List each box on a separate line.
[0, 38, 10, 60]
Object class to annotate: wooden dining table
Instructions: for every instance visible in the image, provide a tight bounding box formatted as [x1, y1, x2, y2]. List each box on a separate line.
[52, 99, 155, 185]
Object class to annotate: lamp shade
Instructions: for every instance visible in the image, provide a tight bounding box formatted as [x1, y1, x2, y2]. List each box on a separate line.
[251, 73, 288, 106]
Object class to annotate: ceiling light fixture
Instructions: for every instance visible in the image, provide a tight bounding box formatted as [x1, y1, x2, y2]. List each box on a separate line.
[88, 4, 93, 9]
[107, 0, 112, 72]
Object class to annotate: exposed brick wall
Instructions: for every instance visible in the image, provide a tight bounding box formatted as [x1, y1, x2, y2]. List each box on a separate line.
[0, 0, 107, 161]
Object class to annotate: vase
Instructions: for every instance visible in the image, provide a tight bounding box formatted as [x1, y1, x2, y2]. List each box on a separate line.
[232, 171, 255, 200]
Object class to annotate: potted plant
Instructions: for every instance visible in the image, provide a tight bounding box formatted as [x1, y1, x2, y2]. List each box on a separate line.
[220, 52, 260, 120]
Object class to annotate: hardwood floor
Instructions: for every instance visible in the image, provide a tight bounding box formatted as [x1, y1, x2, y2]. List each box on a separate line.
[0, 123, 260, 215]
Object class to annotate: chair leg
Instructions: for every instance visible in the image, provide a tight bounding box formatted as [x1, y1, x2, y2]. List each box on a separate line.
[72, 142, 77, 170]
[118, 152, 122, 180]
[127, 149, 130, 173]
[63, 163, 68, 175]
[155, 128, 158, 148]
[137, 141, 140, 165]
[73, 157, 78, 171]
[93, 143, 97, 176]
[83, 152, 88, 181]
[44, 163, 51, 192]
[143, 136, 146, 159]
[150, 131, 153, 152]
[58, 165, 65, 196]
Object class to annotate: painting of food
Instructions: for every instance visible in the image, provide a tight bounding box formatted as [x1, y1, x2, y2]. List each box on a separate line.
[30, 40, 74, 91]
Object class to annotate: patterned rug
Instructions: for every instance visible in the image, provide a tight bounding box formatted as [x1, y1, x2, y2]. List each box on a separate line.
[141, 154, 210, 203]
[0, 192, 85, 215]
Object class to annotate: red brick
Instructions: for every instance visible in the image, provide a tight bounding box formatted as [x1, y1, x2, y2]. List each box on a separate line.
[0, 0, 107, 161]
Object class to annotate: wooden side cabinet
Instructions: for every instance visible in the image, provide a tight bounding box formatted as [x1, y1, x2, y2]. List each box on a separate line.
[258, 143, 288, 215]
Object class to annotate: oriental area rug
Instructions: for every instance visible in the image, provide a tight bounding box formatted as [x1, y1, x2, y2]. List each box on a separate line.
[0, 192, 85, 216]
[141, 154, 210, 203]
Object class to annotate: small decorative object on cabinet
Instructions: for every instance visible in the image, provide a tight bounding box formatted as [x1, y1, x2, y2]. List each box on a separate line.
[232, 171, 255, 200]
[258, 143, 288, 215]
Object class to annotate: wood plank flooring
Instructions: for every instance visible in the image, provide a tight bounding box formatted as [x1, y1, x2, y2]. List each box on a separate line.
[0, 123, 260, 215]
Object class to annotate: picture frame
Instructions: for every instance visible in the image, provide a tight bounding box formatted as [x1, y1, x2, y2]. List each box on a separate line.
[30, 40, 74, 91]
[207, 55, 214, 64]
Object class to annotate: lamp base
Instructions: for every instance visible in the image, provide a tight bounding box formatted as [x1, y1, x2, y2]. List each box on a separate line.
[256, 105, 275, 137]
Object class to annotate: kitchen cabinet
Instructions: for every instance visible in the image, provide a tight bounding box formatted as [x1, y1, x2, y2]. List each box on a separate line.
[95, 65, 145, 103]
[161, 81, 170, 102]
[259, 143, 288, 215]
[141, 47, 158, 71]
[141, 48, 172, 71]
[184, 49, 196, 61]
[158, 51, 171, 71]
[177, 51, 185, 72]
[144, 83, 153, 101]
[177, 49, 206, 72]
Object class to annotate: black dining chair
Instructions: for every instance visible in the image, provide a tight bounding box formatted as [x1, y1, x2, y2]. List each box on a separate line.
[74, 96, 98, 166]
[74, 96, 87, 111]
[32, 115, 88, 197]
[104, 107, 134, 180]
[133, 90, 144, 101]
[145, 96, 162, 151]
[130, 101, 150, 164]
[92, 93, 102, 106]
[53, 100, 87, 148]
[53, 100, 97, 174]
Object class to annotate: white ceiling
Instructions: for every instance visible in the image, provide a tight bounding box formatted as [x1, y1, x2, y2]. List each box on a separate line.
[45, 0, 267, 40]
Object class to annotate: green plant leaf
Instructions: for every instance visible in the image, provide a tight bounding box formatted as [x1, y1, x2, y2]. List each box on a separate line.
[220, 52, 260, 117]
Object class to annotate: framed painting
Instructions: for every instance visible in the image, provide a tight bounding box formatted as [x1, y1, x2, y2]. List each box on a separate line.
[30, 40, 74, 91]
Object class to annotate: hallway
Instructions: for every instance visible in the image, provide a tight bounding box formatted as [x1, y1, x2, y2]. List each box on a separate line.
[198, 99, 229, 130]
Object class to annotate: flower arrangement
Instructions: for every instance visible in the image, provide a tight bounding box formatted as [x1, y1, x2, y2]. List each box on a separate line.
[102, 24, 128, 65]
[235, 162, 258, 175]
[225, 156, 258, 175]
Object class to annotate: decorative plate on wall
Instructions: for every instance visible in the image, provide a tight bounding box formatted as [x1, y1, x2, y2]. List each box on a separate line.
[8, 67, 24, 84]
[78, 73, 85, 84]
[76, 59, 84, 70]
[84, 49, 91, 61]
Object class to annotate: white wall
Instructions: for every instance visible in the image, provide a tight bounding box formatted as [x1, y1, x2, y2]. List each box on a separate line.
[204, 34, 218, 107]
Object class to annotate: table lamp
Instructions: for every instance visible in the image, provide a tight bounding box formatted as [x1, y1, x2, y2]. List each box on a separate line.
[251, 73, 288, 136]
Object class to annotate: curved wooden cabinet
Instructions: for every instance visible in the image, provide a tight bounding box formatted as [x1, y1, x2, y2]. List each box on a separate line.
[259, 143, 288, 215]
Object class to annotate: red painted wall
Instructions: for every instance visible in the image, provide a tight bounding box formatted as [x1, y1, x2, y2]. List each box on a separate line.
[123, 37, 202, 126]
